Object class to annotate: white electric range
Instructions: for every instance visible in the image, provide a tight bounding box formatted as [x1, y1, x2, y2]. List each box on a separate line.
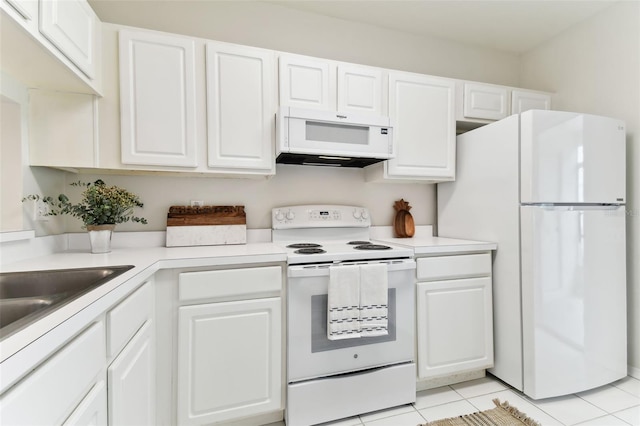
[272, 205, 416, 426]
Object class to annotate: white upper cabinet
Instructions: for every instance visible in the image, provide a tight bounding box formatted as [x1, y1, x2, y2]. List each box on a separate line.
[337, 64, 384, 115]
[39, 0, 99, 79]
[279, 54, 384, 115]
[367, 72, 455, 182]
[119, 29, 198, 168]
[206, 42, 276, 174]
[511, 90, 551, 114]
[462, 83, 508, 121]
[279, 54, 334, 110]
[4, 0, 38, 24]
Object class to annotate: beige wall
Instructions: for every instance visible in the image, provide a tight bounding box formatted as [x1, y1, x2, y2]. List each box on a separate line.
[521, 1, 640, 375]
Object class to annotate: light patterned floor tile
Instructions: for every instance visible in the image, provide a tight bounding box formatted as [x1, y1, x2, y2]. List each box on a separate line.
[317, 415, 364, 426]
[613, 405, 640, 425]
[613, 377, 640, 398]
[359, 404, 416, 423]
[362, 410, 426, 426]
[577, 384, 640, 413]
[529, 394, 607, 425]
[418, 400, 478, 422]
[414, 386, 463, 409]
[575, 414, 632, 425]
[466, 389, 563, 425]
[449, 376, 509, 399]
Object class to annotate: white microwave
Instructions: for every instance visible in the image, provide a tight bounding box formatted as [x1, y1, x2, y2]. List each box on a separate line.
[276, 107, 394, 167]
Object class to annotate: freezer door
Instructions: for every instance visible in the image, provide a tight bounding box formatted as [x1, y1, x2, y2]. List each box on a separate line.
[520, 110, 626, 203]
[520, 205, 627, 399]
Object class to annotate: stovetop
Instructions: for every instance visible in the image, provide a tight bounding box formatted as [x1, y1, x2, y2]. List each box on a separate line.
[272, 205, 413, 264]
[276, 239, 413, 265]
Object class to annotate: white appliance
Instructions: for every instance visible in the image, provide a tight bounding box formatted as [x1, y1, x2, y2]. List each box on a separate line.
[437, 110, 627, 399]
[272, 205, 416, 425]
[276, 107, 393, 167]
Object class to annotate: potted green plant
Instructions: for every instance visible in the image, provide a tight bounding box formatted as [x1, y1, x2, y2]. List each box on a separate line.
[23, 179, 148, 253]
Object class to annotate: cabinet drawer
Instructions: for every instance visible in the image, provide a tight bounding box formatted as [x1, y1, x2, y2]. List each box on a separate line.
[417, 253, 491, 281]
[179, 266, 282, 301]
[0, 322, 105, 425]
[107, 281, 153, 359]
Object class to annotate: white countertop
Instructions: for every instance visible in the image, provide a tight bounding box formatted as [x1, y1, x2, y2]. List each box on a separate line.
[0, 243, 287, 362]
[375, 235, 497, 255]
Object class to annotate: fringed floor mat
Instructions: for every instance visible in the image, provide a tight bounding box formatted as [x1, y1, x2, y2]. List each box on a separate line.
[419, 399, 541, 426]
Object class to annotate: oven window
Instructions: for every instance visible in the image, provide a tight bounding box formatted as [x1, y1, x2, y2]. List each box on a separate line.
[305, 121, 369, 145]
[310, 289, 397, 353]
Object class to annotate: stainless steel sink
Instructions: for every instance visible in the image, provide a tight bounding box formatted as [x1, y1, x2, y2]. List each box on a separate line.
[0, 265, 134, 339]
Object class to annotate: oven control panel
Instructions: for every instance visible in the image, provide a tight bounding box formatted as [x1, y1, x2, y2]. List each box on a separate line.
[272, 205, 371, 229]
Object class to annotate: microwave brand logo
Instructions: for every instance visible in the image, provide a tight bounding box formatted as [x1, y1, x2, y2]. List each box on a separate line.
[336, 114, 348, 119]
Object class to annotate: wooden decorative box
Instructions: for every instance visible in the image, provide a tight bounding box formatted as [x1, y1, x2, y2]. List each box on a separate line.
[165, 205, 246, 247]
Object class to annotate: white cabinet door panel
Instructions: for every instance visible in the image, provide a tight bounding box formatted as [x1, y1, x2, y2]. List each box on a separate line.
[63, 380, 108, 426]
[279, 55, 333, 110]
[108, 320, 155, 426]
[5, 0, 37, 21]
[206, 42, 275, 172]
[177, 297, 282, 425]
[463, 83, 508, 120]
[0, 322, 105, 425]
[417, 278, 493, 379]
[119, 30, 197, 167]
[39, 0, 98, 78]
[337, 64, 383, 115]
[386, 72, 455, 179]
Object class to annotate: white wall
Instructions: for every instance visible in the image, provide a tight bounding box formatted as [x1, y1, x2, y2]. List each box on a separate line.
[521, 1, 640, 376]
[89, 0, 521, 86]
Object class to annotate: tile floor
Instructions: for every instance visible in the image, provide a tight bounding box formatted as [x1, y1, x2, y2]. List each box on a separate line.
[271, 375, 640, 426]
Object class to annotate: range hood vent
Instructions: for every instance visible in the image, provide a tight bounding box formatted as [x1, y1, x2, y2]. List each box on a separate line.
[276, 153, 384, 168]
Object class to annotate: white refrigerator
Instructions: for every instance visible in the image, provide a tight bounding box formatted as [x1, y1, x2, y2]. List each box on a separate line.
[438, 110, 627, 399]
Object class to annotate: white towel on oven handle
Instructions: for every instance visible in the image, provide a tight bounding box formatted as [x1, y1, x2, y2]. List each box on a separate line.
[327, 264, 361, 340]
[359, 263, 389, 337]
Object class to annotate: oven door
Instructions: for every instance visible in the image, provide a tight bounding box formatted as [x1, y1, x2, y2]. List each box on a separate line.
[287, 259, 415, 383]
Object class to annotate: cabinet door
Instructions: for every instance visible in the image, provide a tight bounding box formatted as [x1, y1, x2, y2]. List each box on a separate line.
[463, 83, 508, 120]
[416, 278, 493, 379]
[177, 297, 282, 425]
[0, 322, 105, 425]
[39, 0, 98, 78]
[108, 321, 155, 426]
[337, 64, 383, 115]
[279, 55, 334, 110]
[4, 0, 38, 23]
[511, 90, 551, 114]
[63, 380, 108, 426]
[386, 72, 456, 180]
[119, 30, 197, 167]
[206, 42, 275, 173]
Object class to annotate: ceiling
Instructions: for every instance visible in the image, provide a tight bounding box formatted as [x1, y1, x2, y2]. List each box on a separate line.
[88, 0, 620, 54]
[267, 0, 619, 53]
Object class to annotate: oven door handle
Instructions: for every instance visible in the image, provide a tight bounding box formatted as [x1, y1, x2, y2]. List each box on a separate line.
[287, 259, 415, 278]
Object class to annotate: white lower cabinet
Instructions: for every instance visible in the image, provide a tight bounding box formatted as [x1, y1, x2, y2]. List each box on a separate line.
[106, 281, 155, 426]
[0, 322, 106, 425]
[177, 297, 282, 425]
[63, 380, 108, 426]
[107, 320, 155, 425]
[415, 253, 494, 380]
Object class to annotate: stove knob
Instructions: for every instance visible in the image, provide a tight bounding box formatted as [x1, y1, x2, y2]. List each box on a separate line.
[275, 210, 285, 221]
[286, 210, 295, 220]
[353, 209, 362, 219]
[361, 210, 369, 220]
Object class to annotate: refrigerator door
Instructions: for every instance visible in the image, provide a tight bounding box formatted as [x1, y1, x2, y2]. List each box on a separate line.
[520, 110, 626, 204]
[520, 205, 627, 399]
